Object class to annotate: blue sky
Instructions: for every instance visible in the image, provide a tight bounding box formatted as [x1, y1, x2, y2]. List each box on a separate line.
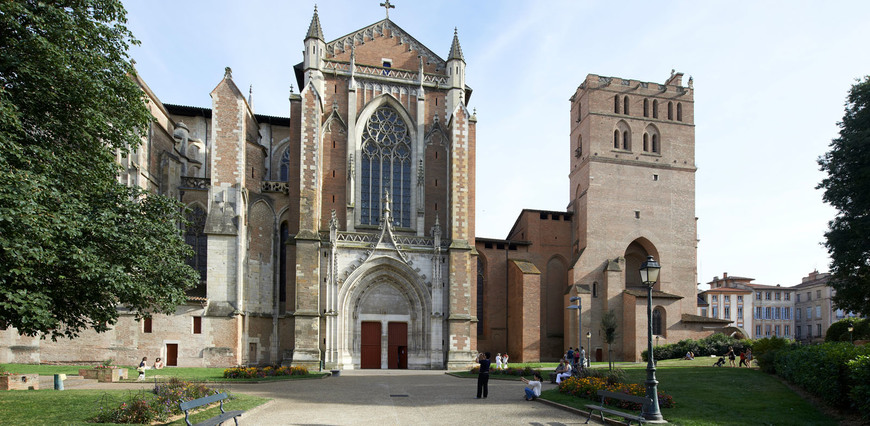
[123, 0, 870, 288]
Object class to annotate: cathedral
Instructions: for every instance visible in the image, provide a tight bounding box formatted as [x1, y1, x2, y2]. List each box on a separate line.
[0, 6, 723, 369]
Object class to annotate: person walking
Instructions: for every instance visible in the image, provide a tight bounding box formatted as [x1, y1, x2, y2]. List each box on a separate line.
[494, 353, 503, 370]
[726, 346, 736, 368]
[746, 348, 753, 368]
[136, 356, 148, 381]
[738, 350, 747, 367]
[476, 352, 492, 399]
[579, 346, 586, 369]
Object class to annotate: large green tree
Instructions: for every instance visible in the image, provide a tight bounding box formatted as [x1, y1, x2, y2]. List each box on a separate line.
[0, 0, 199, 339]
[818, 76, 870, 316]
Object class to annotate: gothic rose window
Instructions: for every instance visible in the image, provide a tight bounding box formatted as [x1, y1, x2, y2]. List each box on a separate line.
[360, 106, 412, 227]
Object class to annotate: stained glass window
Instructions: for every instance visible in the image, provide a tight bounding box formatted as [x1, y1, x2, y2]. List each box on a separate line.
[360, 106, 412, 227]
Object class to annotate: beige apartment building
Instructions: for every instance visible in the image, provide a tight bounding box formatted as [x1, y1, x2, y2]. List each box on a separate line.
[793, 271, 859, 342]
[699, 273, 794, 339]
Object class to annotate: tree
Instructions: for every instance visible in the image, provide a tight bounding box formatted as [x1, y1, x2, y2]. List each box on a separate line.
[601, 309, 618, 370]
[0, 0, 199, 339]
[818, 76, 870, 317]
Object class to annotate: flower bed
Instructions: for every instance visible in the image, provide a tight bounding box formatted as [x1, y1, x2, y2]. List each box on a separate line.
[92, 378, 225, 424]
[558, 376, 675, 409]
[222, 365, 308, 379]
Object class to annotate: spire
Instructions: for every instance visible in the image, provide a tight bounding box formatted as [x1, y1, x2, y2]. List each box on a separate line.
[306, 5, 324, 41]
[448, 27, 464, 62]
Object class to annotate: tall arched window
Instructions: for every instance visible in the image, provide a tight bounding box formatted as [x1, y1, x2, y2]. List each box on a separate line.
[184, 205, 208, 287]
[279, 222, 288, 303]
[653, 100, 659, 119]
[643, 99, 649, 117]
[643, 133, 649, 152]
[652, 134, 659, 153]
[653, 307, 664, 335]
[360, 105, 412, 227]
[613, 130, 620, 149]
[279, 148, 290, 182]
[668, 102, 674, 120]
[622, 131, 630, 150]
[623, 96, 630, 115]
[677, 103, 683, 122]
[614, 95, 620, 113]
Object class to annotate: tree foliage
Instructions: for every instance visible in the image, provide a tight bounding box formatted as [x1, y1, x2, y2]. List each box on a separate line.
[0, 0, 199, 339]
[600, 309, 618, 370]
[818, 76, 870, 316]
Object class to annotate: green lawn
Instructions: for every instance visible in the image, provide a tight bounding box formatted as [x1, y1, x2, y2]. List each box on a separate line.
[0, 389, 268, 425]
[1, 364, 328, 382]
[540, 358, 838, 425]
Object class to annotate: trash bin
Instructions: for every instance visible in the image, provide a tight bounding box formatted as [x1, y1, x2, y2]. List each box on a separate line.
[330, 369, 340, 377]
[53, 374, 65, 390]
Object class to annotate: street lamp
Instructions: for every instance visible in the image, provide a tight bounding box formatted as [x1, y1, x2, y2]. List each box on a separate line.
[567, 296, 582, 367]
[640, 255, 663, 422]
[586, 331, 592, 367]
[848, 321, 854, 345]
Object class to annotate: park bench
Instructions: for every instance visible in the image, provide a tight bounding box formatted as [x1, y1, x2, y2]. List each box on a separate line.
[585, 390, 650, 425]
[179, 392, 243, 426]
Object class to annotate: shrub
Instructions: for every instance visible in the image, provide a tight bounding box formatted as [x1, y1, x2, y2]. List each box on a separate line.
[826, 318, 868, 342]
[754, 336, 793, 374]
[847, 355, 870, 419]
[92, 378, 226, 423]
[642, 333, 748, 361]
[774, 342, 870, 409]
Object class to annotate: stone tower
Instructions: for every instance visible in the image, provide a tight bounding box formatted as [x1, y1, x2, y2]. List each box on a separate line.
[567, 71, 699, 360]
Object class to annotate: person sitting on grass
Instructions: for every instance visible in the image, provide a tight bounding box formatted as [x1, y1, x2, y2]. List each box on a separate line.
[683, 351, 694, 360]
[522, 373, 543, 401]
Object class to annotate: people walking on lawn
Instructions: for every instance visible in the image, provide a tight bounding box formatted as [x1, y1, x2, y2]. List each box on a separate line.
[137, 356, 148, 380]
[739, 350, 747, 367]
[522, 373, 543, 401]
[502, 353, 509, 368]
[495, 353, 503, 370]
[726, 346, 736, 367]
[476, 352, 491, 399]
[746, 348, 753, 368]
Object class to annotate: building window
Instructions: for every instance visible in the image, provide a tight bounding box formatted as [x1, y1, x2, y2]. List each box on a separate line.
[775, 307, 781, 319]
[738, 306, 743, 319]
[815, 305, 821, 318]
[653, 307, 664, 335]
[724, 295, 730, 303]
[623, 96, 630, 115]
[765, 292, 772, 300]
[184, 206, 208, 286]
[360, 105, 412, 227]
[785, 292, 791, 301]
[279, 148, 290, 181]
[724, 306, 731, 319]
[651, 134, 659, 153]
[785, 325, 790, 337]
[622, 131, 630, 150]
[677, 102, 683, 121]
[193, 316, 202, 334]
[712, 306, 718, 318]
[765, 307, 772, 319]
[807, 291, 811, 300]
[613, 130, 620, 149]
[756, 292, 762, 300]
[796, 293, 801, 302]
[143, 317, 152, 333]
[775, 292, 781, 300]
[817, 324, 822, 336]
[614, 95, 620, 113]
[668, 101, 673, 120]
[816, 289, 822, 299]
[643, 133, 649, 151]
[737, 295, 743, 303]
[643, 99, 649, 117]
[796, 308, 801, 320]
[765, 325, 771, 337]
[774, 325, 780, 337]
[653, 100, 659, 118]
[755, 307, 762, 319]
[593, 282, 598, 298]
[756, 325, 762, 336]
[712, 295, 718, 302]
[701, 307, 708, 317]
[784, 307, 791, 320]
[796, 325, 801, 338]
[806, 307, 812, 321]
[807, 326, 812, 338]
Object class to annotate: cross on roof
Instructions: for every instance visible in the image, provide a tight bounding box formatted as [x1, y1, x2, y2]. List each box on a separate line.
[380, 0, 395, 19]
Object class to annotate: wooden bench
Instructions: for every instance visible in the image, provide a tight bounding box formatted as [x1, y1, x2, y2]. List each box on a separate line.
[585, 390, 650, 425]
[179, 392, 243, 426]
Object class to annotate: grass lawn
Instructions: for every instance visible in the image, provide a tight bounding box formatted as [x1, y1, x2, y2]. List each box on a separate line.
[0, 389, 268, 425]
[1, 364, 328, 382]
[538, 358, 838, 426]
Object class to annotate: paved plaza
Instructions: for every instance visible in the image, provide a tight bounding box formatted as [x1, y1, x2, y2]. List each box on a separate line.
[49, 370, 604, 425]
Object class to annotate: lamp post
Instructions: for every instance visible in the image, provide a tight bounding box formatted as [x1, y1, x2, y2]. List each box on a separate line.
[848, 321, 854, 345]
[639, 255, 663, 422]
[586, 331, 592, 367]
[567, 296, 582, 365]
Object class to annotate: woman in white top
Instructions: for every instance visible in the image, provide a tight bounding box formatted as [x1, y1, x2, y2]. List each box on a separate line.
[494, 353, 503, 370]
[555, 359, 573, 384]
[522, 373, 543, 400]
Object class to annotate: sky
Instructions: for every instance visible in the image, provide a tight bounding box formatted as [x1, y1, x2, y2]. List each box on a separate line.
[123, 0, 870, 289]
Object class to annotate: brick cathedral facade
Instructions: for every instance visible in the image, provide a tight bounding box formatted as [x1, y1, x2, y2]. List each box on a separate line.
[1, 9, 723, 368]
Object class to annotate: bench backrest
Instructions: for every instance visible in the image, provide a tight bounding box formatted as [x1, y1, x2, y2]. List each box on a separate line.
[597, 390, 652, 406]
[179, 392, 228, 412]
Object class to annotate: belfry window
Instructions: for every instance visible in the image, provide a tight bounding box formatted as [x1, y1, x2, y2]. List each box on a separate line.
[643, 99, 649, 117]
[360, 106, 412, 227]
[614, 95, 620, 113]
[613, 130, 619, 149]
[653, 100, 659, 118]
[623, 96, 630, 115]
[668, 101, 674, 120]
[677, 102, 683, 121]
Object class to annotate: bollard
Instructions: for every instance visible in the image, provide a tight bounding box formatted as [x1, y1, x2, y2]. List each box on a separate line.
[54, 373, 64, 390]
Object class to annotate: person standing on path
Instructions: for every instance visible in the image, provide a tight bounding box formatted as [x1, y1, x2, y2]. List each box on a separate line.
[476, 352, 491, 399]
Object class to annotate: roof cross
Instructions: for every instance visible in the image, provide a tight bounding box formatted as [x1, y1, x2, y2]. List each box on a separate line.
[380, 0, 395, 19]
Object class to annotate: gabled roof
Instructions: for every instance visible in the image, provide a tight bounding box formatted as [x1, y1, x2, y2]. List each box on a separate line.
[324, 19, 447, 67]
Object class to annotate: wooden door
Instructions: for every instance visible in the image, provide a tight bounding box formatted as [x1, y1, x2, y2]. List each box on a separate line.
[166, 343, 178, 366]
[387, 322, 408, 369]
[360, 322, 381, 369]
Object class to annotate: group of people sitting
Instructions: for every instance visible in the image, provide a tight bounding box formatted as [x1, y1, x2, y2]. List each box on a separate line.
[136, 356, 165, 380]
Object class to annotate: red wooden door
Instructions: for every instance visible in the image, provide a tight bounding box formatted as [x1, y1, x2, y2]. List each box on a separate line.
[166, 343, 178, 366]
[360, 322, 381, 369]
[387, 322, 408, 369]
